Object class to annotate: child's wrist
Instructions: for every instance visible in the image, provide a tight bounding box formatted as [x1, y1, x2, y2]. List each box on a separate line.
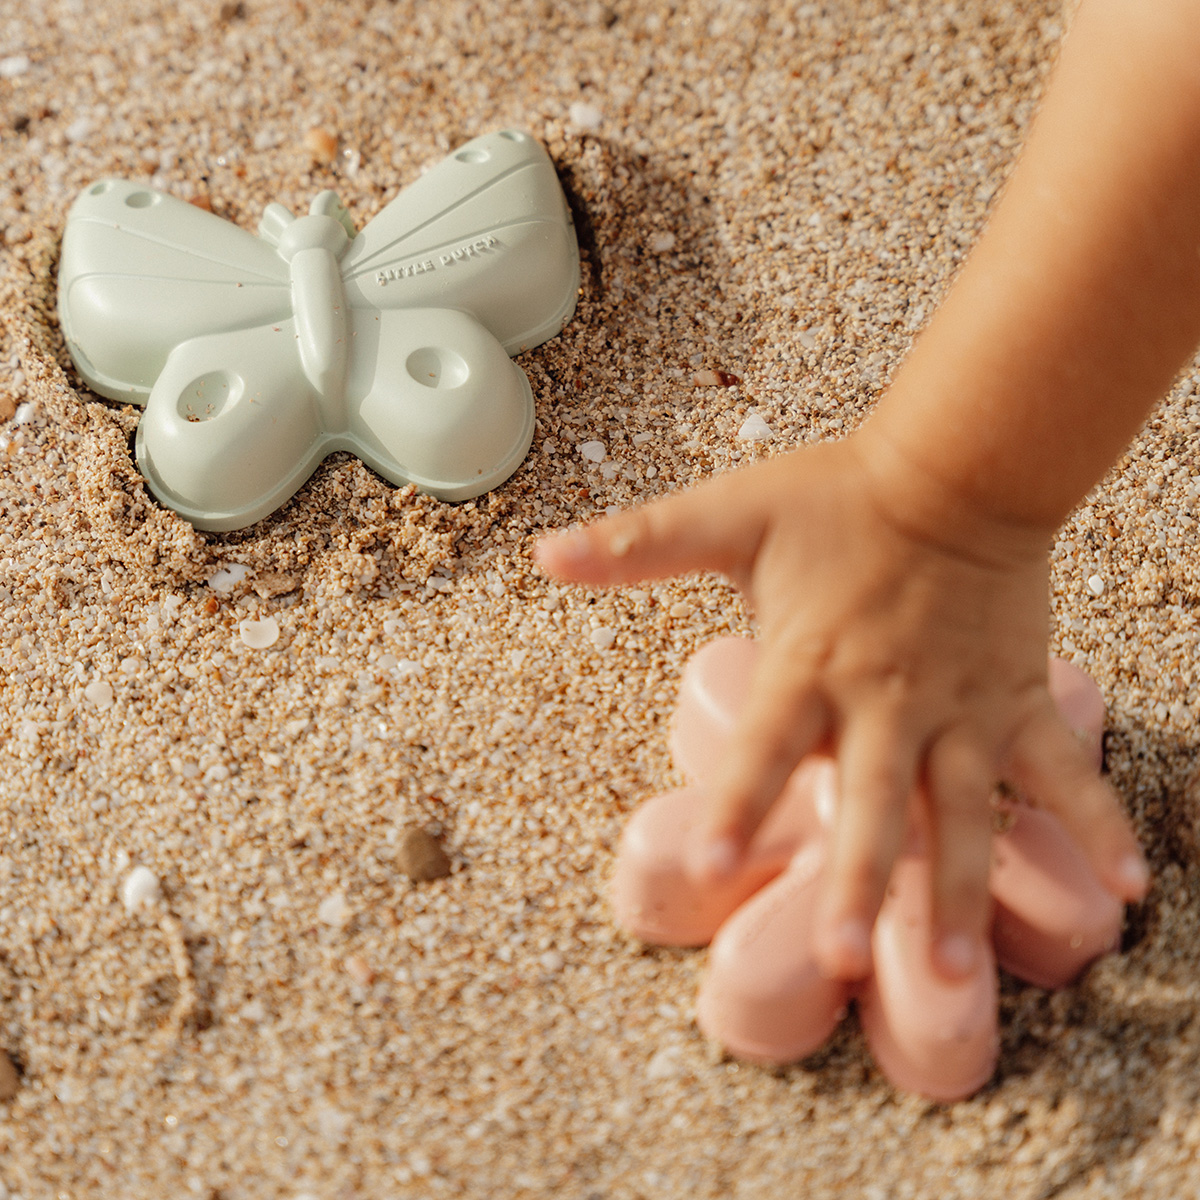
[847, 418, 1058, 567]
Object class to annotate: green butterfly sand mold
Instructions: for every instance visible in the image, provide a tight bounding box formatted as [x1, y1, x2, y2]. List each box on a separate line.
[57, 130, 580, 530]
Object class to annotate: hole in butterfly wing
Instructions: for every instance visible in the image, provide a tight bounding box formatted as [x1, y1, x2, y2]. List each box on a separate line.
[406, 347, 470, 390]
[177, 369, 245, 422]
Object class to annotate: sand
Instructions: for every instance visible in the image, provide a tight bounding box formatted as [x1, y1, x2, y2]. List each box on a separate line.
[2, 0, 1199, 1196]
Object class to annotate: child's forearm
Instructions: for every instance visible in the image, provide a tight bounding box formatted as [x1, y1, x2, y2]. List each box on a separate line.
[860, 0, 1200, 541]
[537, 0, 1160, 984]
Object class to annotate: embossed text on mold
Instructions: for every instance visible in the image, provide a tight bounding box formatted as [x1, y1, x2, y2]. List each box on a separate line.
[376, 235, 499, 285]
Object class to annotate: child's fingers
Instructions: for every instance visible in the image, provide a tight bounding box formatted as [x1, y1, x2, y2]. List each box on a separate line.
[817, 714, 919, 979]
[925, 734, 997, 978]
[533, 473, 763, 586]
[689, 662, 829, 878]
[1007, 703, 1149, 902]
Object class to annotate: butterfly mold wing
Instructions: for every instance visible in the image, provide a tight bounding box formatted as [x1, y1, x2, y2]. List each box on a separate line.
[348, 307, 534, 501]
[341, 130, 580, 353]
[136, 319, 325, 531]
[58, 179, 291, 406]
[136, 307, 533, 530]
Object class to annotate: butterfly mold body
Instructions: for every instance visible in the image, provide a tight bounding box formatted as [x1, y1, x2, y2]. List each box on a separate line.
[57, 130, 581, 530]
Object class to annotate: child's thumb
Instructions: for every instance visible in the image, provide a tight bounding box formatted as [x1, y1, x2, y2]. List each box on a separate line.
[534, 476, 760, 586]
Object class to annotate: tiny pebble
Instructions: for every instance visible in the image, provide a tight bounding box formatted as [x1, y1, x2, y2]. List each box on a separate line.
[646, 1047, 683, 1081]
[1087, 574, 1106, 597]
[590, 626, 617, 651]
[121, 865, 161, 914]
[649, 231, 676, 253]
[0, 1050, 18, 1101]
[318, 892, 352, 927]
[539, 951, 564, 973]
[669, 601, 691, 618]
[84, 679, 114, 708]
[343, 954, 375, 987]
[208, 563, 251, 594]
[579, 440, 606, 463]
[0, 55, 31, 79]
[65, 116, 92, 143]
[396, 827, 452, 882]
[239, 616, 281, 649]
[305, 126, 339, 163]
[737, 413, 773, 441]
[568, 101, 603, 130]
[252, 571, 300, 599]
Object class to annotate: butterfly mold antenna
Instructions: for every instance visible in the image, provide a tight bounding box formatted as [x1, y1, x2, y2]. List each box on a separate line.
[258, 202, 296, 247]
[310, 190, 356, 238]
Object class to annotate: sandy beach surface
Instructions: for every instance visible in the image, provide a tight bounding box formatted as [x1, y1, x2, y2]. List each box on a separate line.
[2, 1, 1200, 1196]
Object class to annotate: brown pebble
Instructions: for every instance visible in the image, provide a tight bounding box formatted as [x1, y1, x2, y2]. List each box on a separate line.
[252, 571, 301, 599]
[0, 395, 17, 423]
[691, 368, 741, 387]
[396, 827, 452, 881]
[0, 1050, 20, 1101]
[305, 127, 338, 165]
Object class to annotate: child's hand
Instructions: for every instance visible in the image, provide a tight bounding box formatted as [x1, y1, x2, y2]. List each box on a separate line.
[536, 433, 1148, 982]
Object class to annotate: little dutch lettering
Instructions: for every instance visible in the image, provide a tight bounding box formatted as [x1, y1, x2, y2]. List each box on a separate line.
[375, 236, 498, 286]
[439, 235, 499, 266]
[376, 259, 436, 286]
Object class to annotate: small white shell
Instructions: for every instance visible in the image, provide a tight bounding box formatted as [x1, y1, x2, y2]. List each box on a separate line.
[568, 101, 603, 130]
[589, 626, 617, 651]
[207, 563, 252, 594]
[239, 616, 281, 649]
[318, 892, 352, 927]
[737, 413, 773, 441]
[121, 865, 161, 914]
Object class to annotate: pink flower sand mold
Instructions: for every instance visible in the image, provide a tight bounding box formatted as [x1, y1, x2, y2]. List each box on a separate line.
[610, 637, 1125, 1101]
